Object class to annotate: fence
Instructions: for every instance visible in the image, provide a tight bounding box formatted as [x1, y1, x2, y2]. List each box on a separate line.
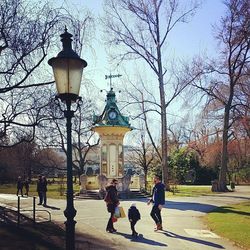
[0, 196, 51, 227]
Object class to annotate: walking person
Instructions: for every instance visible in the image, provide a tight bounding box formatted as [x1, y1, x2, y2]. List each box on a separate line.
[147, 175, 165, 231]
[41, 176, 48, 207]
[128, 203, 141, 237]
[16, 176, 23, 197]
[37, 175, 43, 205]
[24, 179, 30, 196]
[104, 179, 119, 233]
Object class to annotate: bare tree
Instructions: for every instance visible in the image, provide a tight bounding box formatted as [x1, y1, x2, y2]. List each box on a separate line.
[127, 122, 155, 190]
[0, 141, 37, 181]
[103, 0, 200, 186]
[0, 0, 93, 147]
[32, 147, 67, 176]
[0, 0, 63, 146]
[37, 96, 99, 180]
[191, 0, 250, 191]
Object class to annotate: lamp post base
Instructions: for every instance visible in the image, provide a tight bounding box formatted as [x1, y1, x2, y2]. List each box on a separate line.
[64, 215, 77, 250]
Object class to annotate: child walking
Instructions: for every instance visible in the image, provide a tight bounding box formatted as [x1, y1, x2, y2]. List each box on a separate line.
[128, 203, 141, 237]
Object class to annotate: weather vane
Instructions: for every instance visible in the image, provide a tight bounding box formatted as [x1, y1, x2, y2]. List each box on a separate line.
[105, 73, 122, 89]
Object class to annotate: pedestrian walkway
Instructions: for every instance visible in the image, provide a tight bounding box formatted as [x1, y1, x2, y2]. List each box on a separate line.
[0, 186, 249, 250]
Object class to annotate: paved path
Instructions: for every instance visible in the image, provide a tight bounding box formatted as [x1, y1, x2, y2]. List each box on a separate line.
[0, 186, 249, 250]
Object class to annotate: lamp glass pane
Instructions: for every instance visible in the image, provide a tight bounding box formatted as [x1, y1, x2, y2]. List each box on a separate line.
[68, 59, 84, 96]
[51, 58, 84, 96]
[52, 58, 68, 94]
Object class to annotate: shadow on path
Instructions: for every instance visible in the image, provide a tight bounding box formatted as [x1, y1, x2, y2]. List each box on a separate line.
[125, 198, 217, 213]
[43, 205, 60, 210]
[115, 232, 167, 247]
[165, 201, 217, 213]
[162, 230, 224, 249]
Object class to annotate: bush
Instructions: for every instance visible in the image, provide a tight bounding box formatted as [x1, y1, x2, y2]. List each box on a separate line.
[194, 166, 217, 185]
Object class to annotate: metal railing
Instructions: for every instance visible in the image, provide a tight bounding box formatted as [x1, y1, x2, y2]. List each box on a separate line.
[0, 196, 51, 227]
[17, 196, 51, 226]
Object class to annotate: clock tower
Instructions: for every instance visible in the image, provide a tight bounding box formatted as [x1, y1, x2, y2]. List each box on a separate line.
[92, 87, 132, 194]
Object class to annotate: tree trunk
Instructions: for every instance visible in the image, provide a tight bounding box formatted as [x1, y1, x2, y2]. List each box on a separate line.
[161, 99, 168, 189]
[217, 105, 230, 191]
[154, 4, 169, 189]
[159, 73, 168, 189]
[144, 170, 148, 191]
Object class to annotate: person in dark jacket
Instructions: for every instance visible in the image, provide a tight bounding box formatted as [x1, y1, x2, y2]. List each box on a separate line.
[41, 176, 48, 206]
[128, 203, 141, 237]
[147, 175, 165, 231]
[37, 175, 43, 205]
[104, 179, 119, 233]
[16, 176, 23, 197]
[24, 179, 30, 196]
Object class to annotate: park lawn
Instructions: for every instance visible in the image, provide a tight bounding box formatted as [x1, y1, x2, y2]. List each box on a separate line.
[166, 185, 213, 197]
[205, 201, 250, 250]
[0, 183, 80, 199]
[0, 183, 216, 198]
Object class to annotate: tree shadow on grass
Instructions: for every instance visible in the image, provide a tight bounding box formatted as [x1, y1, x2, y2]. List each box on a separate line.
[115, 232, 167, 247]
[205, 194, 250, 200]
[162, 230, 224, 249]
[208, 206, 250, 217]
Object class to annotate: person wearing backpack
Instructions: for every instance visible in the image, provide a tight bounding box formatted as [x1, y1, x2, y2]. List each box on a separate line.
[104, 179, 119, 233]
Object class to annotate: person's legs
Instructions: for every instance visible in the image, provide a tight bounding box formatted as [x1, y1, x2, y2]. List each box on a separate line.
[17, 188, 23, 196]
[111, 213, 117, 231]
[43, 192, 47, 206]
[38, 192, 43, 204]
[106, 204, 115, 232]
[155, 207, 162, 224]
[150, 206, 159, 224]
[106, 211, 114, 232]
[131, 221, 137, 235]
[151, 206, 163, 230]
[130, 221, 135, 234]
[155, 207, 163, 230]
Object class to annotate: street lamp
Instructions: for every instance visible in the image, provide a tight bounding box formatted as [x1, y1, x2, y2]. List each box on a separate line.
[48, 27, 87, 250]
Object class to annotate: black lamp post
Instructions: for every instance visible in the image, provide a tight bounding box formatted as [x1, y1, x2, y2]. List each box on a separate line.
[48, 28, 87, 250]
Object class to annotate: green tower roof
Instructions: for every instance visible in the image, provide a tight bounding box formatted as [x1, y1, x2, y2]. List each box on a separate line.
[93, 88, 132, 128]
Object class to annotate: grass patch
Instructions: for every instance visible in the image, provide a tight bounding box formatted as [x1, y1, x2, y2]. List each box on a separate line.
[1, 183, 217, 198]
[166, 185, 213, 197]
[205, 202, 250, 249]
[0, 183, 80, 199]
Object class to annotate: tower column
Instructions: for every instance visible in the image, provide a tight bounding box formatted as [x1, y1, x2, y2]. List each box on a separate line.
[92, 88, 132, 197]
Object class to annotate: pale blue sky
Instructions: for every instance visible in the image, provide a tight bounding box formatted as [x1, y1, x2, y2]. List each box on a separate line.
[55, 0, 226, 88]
[77, 0, 226, 90]
[76, 0, 226, 134]
[52, 0, 227, 139]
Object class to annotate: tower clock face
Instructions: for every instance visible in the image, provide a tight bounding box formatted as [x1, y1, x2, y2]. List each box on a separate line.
[108, 110, 117, 120]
